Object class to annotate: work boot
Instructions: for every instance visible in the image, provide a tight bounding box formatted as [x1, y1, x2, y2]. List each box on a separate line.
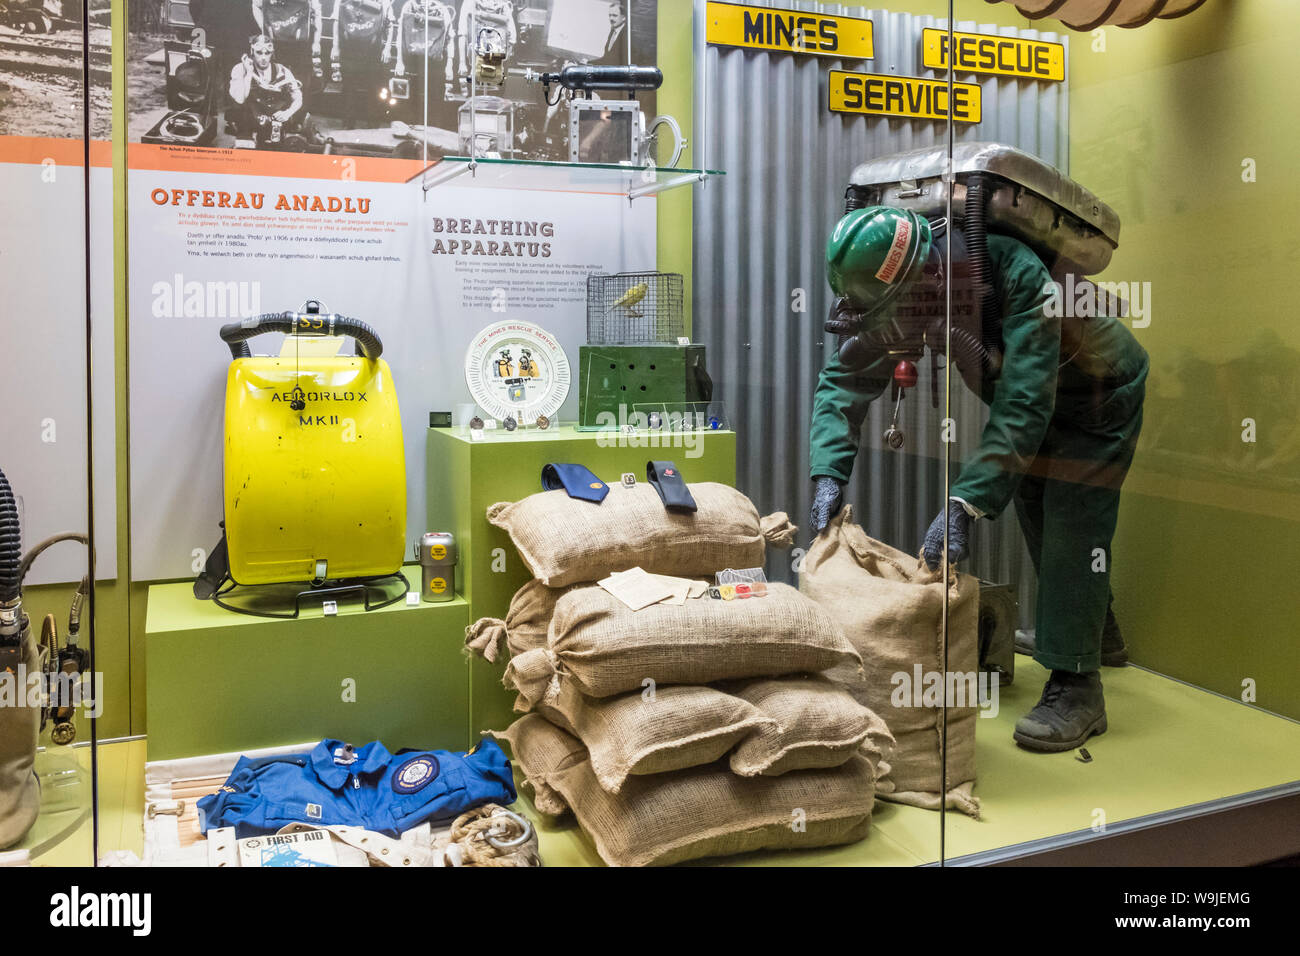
[1013, 670, 1107, 753]
[1014, 608, 1129, 667]
[1099, 608, 1129, 666]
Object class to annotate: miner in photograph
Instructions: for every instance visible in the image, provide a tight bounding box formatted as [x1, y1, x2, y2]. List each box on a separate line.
[228, 34, 307, 141]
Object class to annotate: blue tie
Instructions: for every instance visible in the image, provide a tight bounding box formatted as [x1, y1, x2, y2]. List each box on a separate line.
[541, 463, 610, 503]
[646, 461, 697, 512]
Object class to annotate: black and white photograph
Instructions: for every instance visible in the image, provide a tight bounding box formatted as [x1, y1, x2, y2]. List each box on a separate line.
[0, 0, 111, 139]
[128, 0, 657, 160]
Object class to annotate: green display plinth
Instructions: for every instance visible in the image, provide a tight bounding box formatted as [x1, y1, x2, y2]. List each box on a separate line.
[426, 425, 737, 736]
[144, 567, 470, 760]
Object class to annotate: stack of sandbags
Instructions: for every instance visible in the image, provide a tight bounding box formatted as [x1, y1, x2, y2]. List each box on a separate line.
[800, 507, 982, 818]
[466, 481, 895, 866]
[496, 715, 885, 867]
[464, 481, 795, 662]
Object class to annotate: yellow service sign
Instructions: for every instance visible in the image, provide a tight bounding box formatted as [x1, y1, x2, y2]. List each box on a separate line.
[829, 70, 982, 124]
[705, 1, 873, 59]
[922, 28, 1064, 82]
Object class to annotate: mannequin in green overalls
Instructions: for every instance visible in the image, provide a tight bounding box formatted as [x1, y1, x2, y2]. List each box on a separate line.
[808, 205, 1148, 753]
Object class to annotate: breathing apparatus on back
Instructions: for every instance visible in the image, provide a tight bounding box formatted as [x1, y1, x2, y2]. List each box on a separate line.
[824, 142, 1121, 448]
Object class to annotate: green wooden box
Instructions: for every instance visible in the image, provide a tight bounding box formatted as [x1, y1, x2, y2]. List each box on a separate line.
[576, 344, 713, 429]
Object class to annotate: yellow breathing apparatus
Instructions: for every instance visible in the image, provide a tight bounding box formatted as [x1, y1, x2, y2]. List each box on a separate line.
[199, 302, 406, 596]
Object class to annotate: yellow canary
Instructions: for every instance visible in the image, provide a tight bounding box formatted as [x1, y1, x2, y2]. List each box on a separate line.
[607, 282, 649, 316]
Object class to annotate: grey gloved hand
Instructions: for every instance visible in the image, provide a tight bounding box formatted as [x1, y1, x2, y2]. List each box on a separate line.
[810, 476, 845, 535]
[923, 499, 972, 570]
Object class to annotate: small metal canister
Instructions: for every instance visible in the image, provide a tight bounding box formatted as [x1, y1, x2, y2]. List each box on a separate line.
[417, 532, 458, 603]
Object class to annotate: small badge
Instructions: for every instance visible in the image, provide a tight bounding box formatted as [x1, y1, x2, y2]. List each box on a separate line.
[535, 415, 550, 430]
[719, 585, 736, 601]
[621, 473, 637, 488]
[503, 416, 517, 432]
[305, 803, 323, 820]
[734, 582, 752, 599]
[589, 482, 604, 491]
[469, 416, 484, 431]
[392, 754, 440, 794]
[707, 586, 722, 600]
[648, 411, 663, 429]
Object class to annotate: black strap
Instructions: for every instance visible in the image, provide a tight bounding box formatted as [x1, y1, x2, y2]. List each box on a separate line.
[193, 528, 230, 600]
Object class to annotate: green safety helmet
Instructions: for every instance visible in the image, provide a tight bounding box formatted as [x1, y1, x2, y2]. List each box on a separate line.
[826, 206, 933, 325]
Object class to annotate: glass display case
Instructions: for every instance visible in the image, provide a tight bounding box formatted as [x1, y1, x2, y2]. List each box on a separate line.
[4, 0, 1296, 883]
[0, 0, 108, 866]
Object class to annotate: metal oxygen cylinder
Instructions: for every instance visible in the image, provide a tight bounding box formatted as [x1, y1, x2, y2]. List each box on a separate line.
[0, 466, 40, 850]
[417, 532, 457, 604]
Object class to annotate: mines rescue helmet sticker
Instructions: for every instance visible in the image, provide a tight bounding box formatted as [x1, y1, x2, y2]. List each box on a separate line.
[392, 755, 440, 794]
[825, 205, 932, 329]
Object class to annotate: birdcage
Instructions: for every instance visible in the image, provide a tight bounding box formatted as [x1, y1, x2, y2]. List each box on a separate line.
[586, 272, 685, 344]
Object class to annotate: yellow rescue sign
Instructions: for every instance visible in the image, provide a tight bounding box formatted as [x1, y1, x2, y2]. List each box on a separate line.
[705, 1, 873, 59]
[829, 70, 982, 124]
[922, 28, 1065, 82]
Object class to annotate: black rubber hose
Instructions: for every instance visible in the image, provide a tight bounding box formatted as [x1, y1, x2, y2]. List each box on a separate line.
[218, 311, 384, 360]
[0, 466, 22, 603]
[17, 532, 89, 587]
[963, 175, 1004, 378]
[948, 324, 1000, 379]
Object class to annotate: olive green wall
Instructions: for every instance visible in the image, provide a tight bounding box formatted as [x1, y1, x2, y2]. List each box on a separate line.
[1069, 1, 1300, 720]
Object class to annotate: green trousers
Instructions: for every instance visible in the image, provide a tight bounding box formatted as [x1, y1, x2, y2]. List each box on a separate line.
[1012, 362, 1148, 672]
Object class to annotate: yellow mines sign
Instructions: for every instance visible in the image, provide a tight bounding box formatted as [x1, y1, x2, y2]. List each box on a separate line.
[829, 70, 982, 123]
[922, 28, 1064, 82]
[705, 1, 873, 59]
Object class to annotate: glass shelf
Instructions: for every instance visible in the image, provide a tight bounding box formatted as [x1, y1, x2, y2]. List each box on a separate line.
[412, 156, 724, 200]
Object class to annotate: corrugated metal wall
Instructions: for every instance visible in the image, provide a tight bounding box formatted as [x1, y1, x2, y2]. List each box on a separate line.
[692, 2, 1069, 626]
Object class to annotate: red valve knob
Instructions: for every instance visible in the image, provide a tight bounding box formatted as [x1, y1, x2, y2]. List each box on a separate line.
[893, 360, 918, 389]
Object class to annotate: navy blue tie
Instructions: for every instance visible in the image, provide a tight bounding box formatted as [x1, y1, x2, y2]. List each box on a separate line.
[541, 463, 610, 503]
[646, 461, 697, 512]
